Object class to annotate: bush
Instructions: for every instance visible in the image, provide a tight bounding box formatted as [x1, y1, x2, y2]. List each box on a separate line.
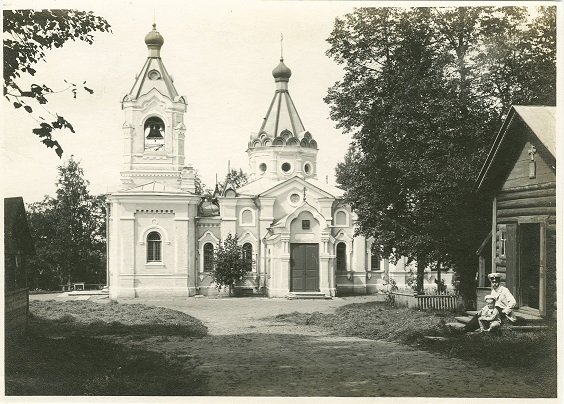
[210, 233, 252, 294]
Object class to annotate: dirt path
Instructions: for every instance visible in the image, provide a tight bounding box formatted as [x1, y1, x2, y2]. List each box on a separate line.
[113, 295, 554, 398]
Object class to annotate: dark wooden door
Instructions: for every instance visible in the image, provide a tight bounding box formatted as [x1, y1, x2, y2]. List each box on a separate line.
[290, 244, 319, 292]
[519, 223, 541, 309]
[505, 223, 519, 303]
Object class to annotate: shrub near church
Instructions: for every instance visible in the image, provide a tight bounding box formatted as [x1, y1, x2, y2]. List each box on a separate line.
[210, 233, 253, 296]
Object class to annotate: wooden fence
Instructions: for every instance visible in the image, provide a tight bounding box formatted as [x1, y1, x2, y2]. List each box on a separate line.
[5, 288, 29, 336]
[392, 291, 460, 312]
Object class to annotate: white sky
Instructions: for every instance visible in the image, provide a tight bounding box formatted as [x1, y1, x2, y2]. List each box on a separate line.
[2, 0, 359, 204]
[2, 1, 559, 205]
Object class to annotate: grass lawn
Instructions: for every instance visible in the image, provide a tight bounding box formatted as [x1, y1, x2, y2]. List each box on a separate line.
[5, 300, 209, 396]
[273, 301, 558, 372]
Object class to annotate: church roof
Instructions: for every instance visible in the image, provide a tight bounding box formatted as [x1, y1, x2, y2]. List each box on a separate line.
[305, 178, 345, 198]
[270, 200, 322, 228]
[236, 176, 344, 198]
[116, 181, 196, 195]
[127, 24, 180, 101]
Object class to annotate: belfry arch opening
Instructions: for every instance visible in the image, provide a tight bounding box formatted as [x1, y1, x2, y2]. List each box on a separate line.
[144, 117, 165, 139]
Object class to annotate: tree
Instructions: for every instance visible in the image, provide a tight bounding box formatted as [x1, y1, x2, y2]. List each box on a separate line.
[327, 7, 556, 299]
[210, 233, 252, 295]
[3, 9, 111, 157]
[26, 157, 106, 289]
[193, 169, 207, 196]
[218, 168, 249, 194]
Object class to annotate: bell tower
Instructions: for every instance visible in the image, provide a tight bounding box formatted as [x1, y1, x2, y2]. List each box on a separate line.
[120, 23, 190, 189]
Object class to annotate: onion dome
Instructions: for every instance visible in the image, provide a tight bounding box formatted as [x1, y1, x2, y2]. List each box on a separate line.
[272, 58, 292, 81]
[145, 23, 164, 49]
[199, 201, 220, 216]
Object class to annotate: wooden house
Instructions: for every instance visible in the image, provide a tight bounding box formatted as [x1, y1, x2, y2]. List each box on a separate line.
[474, 106, 557, 318]
[4, 197, 35, 335]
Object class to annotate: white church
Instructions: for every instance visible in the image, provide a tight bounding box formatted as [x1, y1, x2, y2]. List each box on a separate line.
[107, 24, 451, 299]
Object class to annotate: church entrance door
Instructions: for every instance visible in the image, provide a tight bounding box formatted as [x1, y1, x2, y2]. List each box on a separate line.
[290, 243, 319, 292]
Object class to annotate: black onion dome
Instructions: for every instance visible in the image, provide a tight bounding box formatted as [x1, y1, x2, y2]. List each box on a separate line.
[272, 58, 291, 80]
[145, 23, 164, 47]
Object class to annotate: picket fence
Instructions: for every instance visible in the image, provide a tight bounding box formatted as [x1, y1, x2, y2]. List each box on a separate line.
[392, 291, 460, 312]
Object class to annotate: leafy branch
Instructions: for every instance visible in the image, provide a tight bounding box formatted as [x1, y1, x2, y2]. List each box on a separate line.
[3, 9, 111, 157]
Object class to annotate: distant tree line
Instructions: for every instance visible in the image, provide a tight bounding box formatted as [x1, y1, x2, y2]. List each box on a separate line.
[26, 157, 106, 290]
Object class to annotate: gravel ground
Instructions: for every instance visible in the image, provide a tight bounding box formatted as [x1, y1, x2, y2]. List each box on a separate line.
[29, 293, 558, 398]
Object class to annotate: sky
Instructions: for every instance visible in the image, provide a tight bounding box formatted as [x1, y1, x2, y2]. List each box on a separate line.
[2, 1, 559, 206]
[2, 0, 361, 204]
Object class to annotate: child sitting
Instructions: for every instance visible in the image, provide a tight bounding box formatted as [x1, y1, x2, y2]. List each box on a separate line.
[478, 295, 501, 333]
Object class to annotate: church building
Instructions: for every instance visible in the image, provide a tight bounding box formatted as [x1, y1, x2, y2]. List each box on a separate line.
[107, 25, 448, 299]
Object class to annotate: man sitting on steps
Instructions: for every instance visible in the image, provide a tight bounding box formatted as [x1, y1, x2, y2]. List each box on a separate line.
[456, 273, 517, 333]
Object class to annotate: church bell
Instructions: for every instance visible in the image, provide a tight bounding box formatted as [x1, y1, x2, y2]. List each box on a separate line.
[146, 123, 163, 139]
[147, 124, 163, 139]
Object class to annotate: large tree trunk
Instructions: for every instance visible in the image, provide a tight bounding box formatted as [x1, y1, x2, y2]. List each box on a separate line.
[416, 255, 426, 293]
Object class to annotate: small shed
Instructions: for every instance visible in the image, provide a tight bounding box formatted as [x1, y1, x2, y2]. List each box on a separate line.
[474, 106, 557, 318]
[4, 197, 35, 335]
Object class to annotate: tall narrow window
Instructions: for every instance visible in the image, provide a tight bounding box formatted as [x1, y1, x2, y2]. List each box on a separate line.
[336, 242, 347, 272]
[371, 251, 380, 271]
[242, 243, 253, 264]
[147, 231, 162, 262]
[203, 243, 214, 272]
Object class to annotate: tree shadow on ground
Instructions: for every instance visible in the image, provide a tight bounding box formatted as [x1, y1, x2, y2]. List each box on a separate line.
[5, 318, 209, 396]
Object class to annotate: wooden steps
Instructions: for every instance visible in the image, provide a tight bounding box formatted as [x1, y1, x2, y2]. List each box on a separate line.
[449, 309, 549, 332]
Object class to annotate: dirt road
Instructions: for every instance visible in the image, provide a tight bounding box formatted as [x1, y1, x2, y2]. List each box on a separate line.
[111, 295, 555, 398]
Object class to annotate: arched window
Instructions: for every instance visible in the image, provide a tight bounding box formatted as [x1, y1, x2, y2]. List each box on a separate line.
[144, 117, 165, 139]
[147, 231, 162, 262]
[242, 243, 253, 264]
[203, 243, 214, 272]
[241, 209, 254, 225]
[336, 242, 347, 272]
[335, 210, 347, 226]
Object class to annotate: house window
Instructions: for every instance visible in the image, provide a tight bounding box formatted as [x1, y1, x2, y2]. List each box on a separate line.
[147, 231, 162, 262]
[336, 242, 347, 272]
[203, 243, 214, 271]
[302, 220, 310, 230]
[242, 243, 253, 264]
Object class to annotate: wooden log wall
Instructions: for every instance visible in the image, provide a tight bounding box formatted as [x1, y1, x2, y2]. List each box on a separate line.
[498, 137, 556, 232]
[5, 288, 29, 336]
[497, 182, 557, 231]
